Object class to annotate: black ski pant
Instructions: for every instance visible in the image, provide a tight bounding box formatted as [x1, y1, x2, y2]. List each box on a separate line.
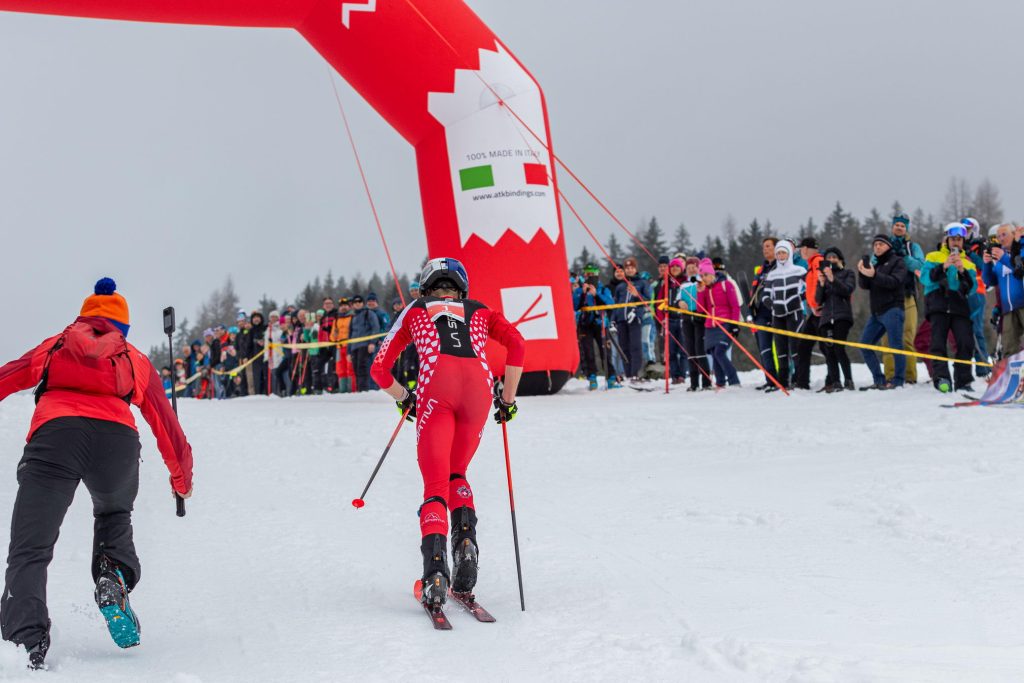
[320, 353, 337, 392]
[929, 313, 975, 389]
[352, 347, 373, 392]
[578, 322, 610, 379]
[619, 319, 644, 378]
[2, 417, 141, 649]
[753, 310, 778, 385]
[250, 357, 267, 395]
[794, 315, 821, 389]
[682, 317, 711, 389]
[771, 312, 804, 388]
[819, 319, 853, 386]
[667, 319, 688, 379]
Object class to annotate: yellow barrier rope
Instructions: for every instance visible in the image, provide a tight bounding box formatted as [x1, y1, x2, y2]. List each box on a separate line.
[578, 299, 666, 312]
[204, 332, 389, 377]
[656, 303, 991, 368]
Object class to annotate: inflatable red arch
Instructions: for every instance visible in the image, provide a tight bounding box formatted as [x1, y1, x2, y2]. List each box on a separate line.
[1, 0, 578, 394]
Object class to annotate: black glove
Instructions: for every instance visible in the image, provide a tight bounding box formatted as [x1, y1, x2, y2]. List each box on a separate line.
[397, 391, 417, 422]
[727, 324, 741, 336]
[493, 396, 518, 424]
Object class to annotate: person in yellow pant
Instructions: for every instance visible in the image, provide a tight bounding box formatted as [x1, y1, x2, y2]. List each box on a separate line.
[882, 214, 925, 383]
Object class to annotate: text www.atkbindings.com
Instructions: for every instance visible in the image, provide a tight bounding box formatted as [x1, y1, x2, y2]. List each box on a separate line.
[472, 189, 548, 201]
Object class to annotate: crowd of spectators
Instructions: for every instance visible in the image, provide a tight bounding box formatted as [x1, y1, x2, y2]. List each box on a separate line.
[571, 215, 1024, 394]
[164, 215, 1024, 399]
[165, 286, 421, 399]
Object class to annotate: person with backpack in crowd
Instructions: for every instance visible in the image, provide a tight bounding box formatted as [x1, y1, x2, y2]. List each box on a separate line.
[366, 293, 389, 391]
[794, 237, 823, 390]
[0, 278, 194, 669]
[922, 223, 980, 393]
[815, 247, 856, 392]
[370, 257, 524, 610]
[348, 295, 380, 392]
[858, 234, 909, 390]
[762, 240, 806, 392]
[982, 222, 1024, 357]
[748, 237, 780, 390]
[573, 263, 615, 390]
[612, 256, 652, 382]
[696, 258, 742, 388]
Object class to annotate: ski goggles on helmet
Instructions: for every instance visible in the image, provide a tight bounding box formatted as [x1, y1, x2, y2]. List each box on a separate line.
[944, 224, 968, 239]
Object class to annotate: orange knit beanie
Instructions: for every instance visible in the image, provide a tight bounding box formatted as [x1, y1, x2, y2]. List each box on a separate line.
[80, 277, 130, 335]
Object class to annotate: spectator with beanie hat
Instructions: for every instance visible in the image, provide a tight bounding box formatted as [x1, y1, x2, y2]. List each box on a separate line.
[0, 278, 194, 668]
[881, 213, 925, 384]
[858, 234, 909, 389]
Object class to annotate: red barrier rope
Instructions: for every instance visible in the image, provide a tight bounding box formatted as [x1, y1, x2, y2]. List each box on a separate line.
[326, 69, 407, 307]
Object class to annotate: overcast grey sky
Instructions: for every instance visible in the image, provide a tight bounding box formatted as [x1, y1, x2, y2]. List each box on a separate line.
[1, 0, 1022, 360]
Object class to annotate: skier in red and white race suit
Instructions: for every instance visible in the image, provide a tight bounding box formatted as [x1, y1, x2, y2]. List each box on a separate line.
[370, 258, 524, 607]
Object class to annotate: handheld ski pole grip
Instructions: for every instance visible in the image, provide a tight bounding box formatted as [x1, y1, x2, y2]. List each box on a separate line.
[175, 493, 186, 517]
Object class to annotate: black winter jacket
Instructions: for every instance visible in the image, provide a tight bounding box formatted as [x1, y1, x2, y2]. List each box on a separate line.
[815, 267, 856, 323]
[858, 250, 907, 315]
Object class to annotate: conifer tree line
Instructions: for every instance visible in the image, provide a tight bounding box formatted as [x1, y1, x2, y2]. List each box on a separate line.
[148, 270, 413, 365]
[570, 176, 1008, 281]
[568, 176, 1009, 372]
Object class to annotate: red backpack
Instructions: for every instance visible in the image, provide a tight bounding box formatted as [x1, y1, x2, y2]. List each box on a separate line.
[36, 320, 136, 403]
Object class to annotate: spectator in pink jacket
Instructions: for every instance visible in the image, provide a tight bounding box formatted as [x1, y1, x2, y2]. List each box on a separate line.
[696, 258, 742, 387]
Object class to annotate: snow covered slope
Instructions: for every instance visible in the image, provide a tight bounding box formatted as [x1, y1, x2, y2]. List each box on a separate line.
[0, 365, 1022, 682]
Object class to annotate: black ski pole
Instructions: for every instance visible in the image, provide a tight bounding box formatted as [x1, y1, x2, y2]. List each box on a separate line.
[163, 306, 186, 518]
[501, 420, 526, 611]
[352, 407, 412, 508]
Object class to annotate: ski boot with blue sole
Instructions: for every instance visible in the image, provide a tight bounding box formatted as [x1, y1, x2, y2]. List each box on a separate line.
[94, 557, 141, 649]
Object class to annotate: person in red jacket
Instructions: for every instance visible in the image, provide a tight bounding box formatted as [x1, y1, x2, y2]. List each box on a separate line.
[0, 278, 194, 669]
[370, 258, 524, 609]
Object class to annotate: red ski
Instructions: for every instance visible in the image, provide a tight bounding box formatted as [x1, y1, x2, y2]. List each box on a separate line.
[413, 580, 452, 630]
[449, 591, 496, 623]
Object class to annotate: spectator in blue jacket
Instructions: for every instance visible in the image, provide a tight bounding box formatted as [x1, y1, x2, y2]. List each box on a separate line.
[348, 295, 381, 392]
[574, 263, 616, 390]
[613, 256, 652, 381]
[982, 223, 1024, 357]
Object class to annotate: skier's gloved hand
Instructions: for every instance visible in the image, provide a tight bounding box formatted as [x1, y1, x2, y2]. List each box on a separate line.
[727, 324, 741, 336]
[493, 396, 518, 424]
[397, 390, 417, 422]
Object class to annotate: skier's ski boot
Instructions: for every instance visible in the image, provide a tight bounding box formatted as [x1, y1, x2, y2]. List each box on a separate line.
[419, 534, 450, 607]
[587, 374, 598, 391]
[450, 506, 478, 594]
[26, 630, 50, 670]
[607, 377, 622, 390]
[94, 555, 141, 649]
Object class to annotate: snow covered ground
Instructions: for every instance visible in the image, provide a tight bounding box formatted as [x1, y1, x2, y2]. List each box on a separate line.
[0, 363, 1022, 682]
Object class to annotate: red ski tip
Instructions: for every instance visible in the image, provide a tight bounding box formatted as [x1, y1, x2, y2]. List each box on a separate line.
[352, 498, 365, 509]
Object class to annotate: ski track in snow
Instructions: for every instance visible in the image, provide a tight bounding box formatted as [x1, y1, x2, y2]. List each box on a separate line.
[0, 363, 1022, 682]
